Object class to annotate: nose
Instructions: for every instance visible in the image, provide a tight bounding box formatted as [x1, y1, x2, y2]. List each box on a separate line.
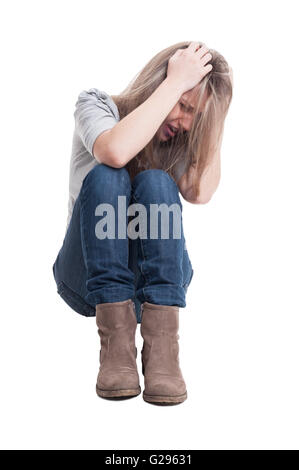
[172, 105, 193, 133]
[180, 117, 192, 133]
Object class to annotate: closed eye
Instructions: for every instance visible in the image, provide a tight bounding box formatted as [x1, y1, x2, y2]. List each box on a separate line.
[180, 102, 194, 114]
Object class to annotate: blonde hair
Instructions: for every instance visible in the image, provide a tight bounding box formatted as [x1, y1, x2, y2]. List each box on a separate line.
[111, 40, 233, 199]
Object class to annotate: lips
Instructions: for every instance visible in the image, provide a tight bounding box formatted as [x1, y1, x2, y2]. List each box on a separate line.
[163, 123, 176, 138]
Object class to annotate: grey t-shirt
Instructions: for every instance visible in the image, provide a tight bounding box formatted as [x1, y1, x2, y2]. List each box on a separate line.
[66, 88, 120, 231]
[66, 87, 187, 232]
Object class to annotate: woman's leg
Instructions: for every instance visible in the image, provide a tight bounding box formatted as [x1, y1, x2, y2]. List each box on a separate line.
[53, 163, 140, 399]
[79, 163, 140, 398]
[131, 169, 193, 405]
[79, 163, 136, 306]
[131, 169, 193, 307]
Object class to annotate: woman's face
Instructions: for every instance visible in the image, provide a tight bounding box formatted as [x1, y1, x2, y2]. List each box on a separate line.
[157, 84, 207, 142]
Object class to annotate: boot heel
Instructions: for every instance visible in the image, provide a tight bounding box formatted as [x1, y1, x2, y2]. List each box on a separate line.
[96, 384, 141, 399]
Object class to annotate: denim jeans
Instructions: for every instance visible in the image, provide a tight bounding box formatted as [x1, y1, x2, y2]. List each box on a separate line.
[52, 164, 194, 323]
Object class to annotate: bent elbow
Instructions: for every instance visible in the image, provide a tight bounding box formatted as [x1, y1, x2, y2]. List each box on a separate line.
[197, 194, 212, 204]
[96, 148, 126, 169]
[187, 192, 213, 205]
[195, 181, 220, 204]
[109, 154, 126, 169]
[182, 190, 212, 205]
[93, 132, 127, 169]
[105, 142, 128, 168]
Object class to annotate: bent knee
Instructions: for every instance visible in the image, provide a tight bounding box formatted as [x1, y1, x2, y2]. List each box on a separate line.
[132, 169, 177, 189]
[83, 163, 131, 188]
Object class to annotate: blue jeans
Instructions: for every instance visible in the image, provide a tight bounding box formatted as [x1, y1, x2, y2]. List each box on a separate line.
[52, 164, 194, 323]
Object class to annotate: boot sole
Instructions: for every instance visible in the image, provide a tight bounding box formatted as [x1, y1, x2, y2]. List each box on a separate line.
[96, 384, 141, 399]
[143, 391, 187, 405]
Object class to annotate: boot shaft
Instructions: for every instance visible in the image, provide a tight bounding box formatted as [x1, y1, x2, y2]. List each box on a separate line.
[140, 301, 180, 337]
[95, 298, 141, 398]
[96, 298, 137, 367]
[96, 298, 137, 333]
[140, 302, 181, 374]
[140, 301, 187, 404]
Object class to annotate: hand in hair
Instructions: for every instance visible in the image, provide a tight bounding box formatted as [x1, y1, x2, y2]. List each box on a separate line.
[166, 41, 213, 94]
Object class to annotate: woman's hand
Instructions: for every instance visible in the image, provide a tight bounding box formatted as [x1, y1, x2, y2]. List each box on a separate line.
[166, 42, 213, 94]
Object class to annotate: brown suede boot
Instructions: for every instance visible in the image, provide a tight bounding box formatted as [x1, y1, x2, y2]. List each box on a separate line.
[140, 301, 187, 405]
[95, 298, 141, 399]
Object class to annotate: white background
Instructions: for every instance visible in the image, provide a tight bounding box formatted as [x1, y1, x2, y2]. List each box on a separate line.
[0, 0, 298, 450]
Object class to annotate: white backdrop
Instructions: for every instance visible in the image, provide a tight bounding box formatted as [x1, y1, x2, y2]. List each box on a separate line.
[0, 0, 298, 450]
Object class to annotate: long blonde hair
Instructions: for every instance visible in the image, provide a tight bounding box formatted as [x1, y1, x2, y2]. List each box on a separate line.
[111, 41, 233, 199]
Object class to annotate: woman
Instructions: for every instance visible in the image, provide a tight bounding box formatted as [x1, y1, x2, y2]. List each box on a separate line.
[52, 41, 233, 405]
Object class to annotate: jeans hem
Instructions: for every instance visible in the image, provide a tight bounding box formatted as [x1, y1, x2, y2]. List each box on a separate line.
[85, 287, 136, 307]
[137, 285, 187, 308]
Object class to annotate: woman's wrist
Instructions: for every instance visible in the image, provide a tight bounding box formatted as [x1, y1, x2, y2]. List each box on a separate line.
[163, 76, 185, 100]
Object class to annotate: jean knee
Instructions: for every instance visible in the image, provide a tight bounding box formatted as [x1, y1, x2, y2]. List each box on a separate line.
[132, 169, 178, 190]
[132, 169, 180, 203]
[83, 163, 131, 192]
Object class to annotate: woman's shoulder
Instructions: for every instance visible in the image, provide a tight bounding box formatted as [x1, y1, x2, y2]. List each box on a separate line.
[75, 88, 119, 119]
[78, 87, 110, 100]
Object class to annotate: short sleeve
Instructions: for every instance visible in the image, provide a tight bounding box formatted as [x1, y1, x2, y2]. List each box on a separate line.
[73, 88, 119, 157]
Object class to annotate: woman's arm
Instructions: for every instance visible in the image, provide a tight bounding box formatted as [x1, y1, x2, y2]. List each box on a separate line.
[180, 66, 232, 203]
[94, 78, 184, 167]
[178, 128, 223, 204]
[178, 66, 232, 203]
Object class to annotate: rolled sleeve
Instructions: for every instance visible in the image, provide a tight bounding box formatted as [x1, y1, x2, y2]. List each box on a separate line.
[74, 88, 119, 157]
